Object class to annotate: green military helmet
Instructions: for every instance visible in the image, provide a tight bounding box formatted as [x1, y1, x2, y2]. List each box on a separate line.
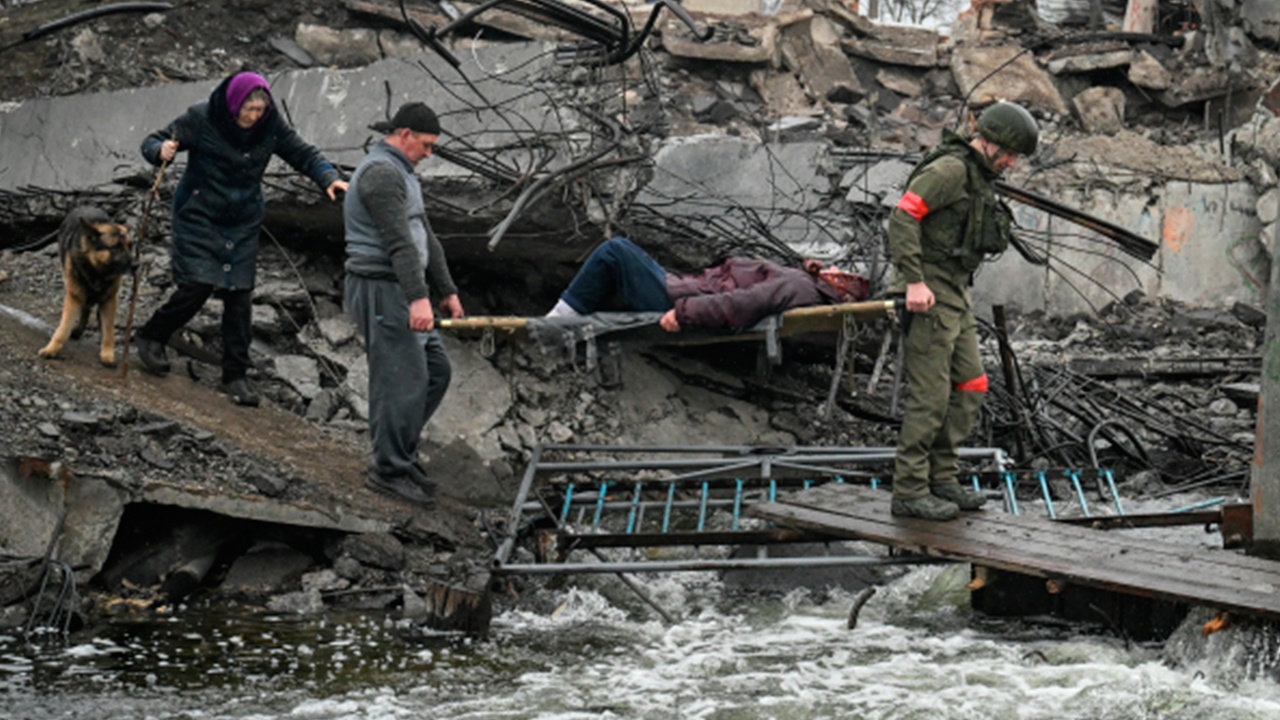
[976, 101, 1039, 155]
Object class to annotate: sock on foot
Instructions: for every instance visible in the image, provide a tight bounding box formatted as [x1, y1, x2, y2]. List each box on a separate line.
[546, 298, 582, 318]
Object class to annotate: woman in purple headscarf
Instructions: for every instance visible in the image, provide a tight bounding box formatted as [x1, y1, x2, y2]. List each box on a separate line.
[134, 70, 348, 407]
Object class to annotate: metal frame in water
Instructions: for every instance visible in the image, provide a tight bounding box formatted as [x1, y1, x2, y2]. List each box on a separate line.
[490, 443, 1014, 577]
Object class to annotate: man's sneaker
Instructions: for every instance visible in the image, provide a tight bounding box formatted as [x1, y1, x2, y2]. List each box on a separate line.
[220, 378, 260, 407]
[930, 483, 988, 511]
[891, 494, 960, 521]
[366, 471, 436, 508]
[135, 336, 171, 375]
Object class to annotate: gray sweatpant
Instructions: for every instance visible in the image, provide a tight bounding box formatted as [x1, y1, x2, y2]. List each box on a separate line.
[344, 274, 451, 481]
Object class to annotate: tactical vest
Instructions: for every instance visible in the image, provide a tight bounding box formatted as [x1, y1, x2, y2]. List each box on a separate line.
[906, 132, 1013, 273]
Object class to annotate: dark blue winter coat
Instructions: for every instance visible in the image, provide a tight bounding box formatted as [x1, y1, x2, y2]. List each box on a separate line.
[140, 75, 341, 290]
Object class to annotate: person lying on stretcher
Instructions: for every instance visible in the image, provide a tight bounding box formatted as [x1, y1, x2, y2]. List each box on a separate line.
[546, 237, 869, 332]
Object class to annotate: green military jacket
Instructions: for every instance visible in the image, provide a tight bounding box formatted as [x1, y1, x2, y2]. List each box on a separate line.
[887, 132, 1008, 309]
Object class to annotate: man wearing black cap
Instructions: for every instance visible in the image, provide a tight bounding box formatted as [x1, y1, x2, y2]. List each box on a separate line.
[343, 102, 464, 506]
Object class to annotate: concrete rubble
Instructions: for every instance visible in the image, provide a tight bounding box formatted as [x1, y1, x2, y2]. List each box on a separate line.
[0, 0, 1277, 634]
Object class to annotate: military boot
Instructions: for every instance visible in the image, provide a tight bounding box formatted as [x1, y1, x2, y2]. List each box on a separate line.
[890, 494, 959, 521]
[930, 483, 987, 511]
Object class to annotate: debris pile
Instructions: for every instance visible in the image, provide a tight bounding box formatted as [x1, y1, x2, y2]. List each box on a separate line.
[0, 0, 1276, 635]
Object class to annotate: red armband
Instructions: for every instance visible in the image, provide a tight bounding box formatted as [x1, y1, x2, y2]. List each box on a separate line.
[896, 191, 929, 221]
[954, 374, 989, 393]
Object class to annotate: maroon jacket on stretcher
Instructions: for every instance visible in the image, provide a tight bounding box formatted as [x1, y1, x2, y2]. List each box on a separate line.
[665, 258, 864, 330]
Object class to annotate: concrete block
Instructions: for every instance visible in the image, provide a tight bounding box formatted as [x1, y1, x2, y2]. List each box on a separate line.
[1259, 188, 1280, 224]
[1073, 86, 1126, 135]
[1128, 50, 1171, 91]
[951, 44, 1069, 116]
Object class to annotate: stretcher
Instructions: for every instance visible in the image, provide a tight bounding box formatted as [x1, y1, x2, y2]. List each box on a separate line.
[439, 299, 901, 365]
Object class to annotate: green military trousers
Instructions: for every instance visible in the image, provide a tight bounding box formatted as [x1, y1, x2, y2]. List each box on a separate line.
[892, 301, 987, 499]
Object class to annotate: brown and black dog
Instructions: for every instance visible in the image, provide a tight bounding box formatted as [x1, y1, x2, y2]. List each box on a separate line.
[38, 206, 135, 367]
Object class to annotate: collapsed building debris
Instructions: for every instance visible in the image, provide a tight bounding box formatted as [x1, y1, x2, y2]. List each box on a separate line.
[0, 0, 1278, 636]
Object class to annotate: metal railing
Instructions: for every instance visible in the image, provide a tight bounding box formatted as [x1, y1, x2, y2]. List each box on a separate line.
[491, 444, 1014, 576]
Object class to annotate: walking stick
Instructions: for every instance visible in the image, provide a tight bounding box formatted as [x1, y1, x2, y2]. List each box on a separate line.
[118, 153, 170, 379]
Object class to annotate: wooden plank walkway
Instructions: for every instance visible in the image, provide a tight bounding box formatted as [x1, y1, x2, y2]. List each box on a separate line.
[753, 483, 1280, 622]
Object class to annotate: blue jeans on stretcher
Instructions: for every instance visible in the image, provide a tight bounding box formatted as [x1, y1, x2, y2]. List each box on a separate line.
[560, 237, 673, 314]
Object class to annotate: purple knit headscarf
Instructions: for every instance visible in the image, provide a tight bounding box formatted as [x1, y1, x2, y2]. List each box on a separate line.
[225, 72, 272, 119]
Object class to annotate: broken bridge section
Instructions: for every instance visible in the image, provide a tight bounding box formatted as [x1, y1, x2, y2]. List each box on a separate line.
[754, 483, 1280, 629]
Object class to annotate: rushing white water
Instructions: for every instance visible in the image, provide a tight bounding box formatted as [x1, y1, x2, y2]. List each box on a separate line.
[4, 559, 1280, 720]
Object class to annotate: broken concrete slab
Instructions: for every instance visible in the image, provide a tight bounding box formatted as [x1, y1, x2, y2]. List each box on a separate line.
[843, 158, 914, 207]
[1154, 65, 1247, 108]
[682, 0, 760, 14]
[1045, 44, 1133, 75]
[0, 458, 127, 580]
[425, 334, 514, 462]
[1048, 129, 1246, 185]
[273, 355, 323, 401]
[222, 541, 318, 597]
[633, 136, 837, 254]
[779, 14, 864, 103]
[0, 45, 566, 234]
[951, 44, 1070, 117]
[1128, 50, 1172, 91]
[343, 0, 609, 44]
[1073, 86, 1126, 135]
[136, 483, 391, 534]
[340, 532, 406, 571]
[750, 68, 814, 116]
[295, 24, 385, 67]
[1156, 180, 1265, 307]
[1243, 0, 1280, 46]
[840, 24, 939, 68]
[876, 67, 924, 99]
[1258, 187, 1280, 225]
[662, 16, 777, 64]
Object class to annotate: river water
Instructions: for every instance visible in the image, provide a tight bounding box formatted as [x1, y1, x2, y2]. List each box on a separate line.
[5, 556, 1280, 720]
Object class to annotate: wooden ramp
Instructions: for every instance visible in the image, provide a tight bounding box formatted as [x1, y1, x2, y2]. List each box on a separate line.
[754, 483, 1280, 622]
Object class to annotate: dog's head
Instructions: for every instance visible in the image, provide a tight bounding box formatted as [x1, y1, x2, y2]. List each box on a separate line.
[78, 216, 135, 276]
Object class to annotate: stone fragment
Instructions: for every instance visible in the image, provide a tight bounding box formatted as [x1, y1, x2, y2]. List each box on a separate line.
[244, 465, 289, 497]
[841, 25, 939, 68]
[223, 542, 317, 596]
[402, 585, 428, 620]
[1154, 65, 1233, 107]
[139, 445, 174, 470]
[268, 36, 317, 67]
[876, 68, 923, 98]
[295, 23, 382, 67]
[267, 588, 325, 614]
[951, 45, 1069, 116]
[1257, 188, 1279, 225]
[750, 68, 812, 116]
[342, 533, 406, 571]
[547, 420, 574, 443]
[274, 355, 322, 400]
[845, 159, 914, 207]
[305, 388, 338, 423]
[1232, 302, 1268, 328]
[663, 18, 777, 64]
[60, 411, 99, 428]
[1128, 50, 1171, 91]
[683, 0, 758, 13]
[1073, 86, 1126, 135]
[780, 16, 864, 103]
[1046, 48, 1132, 74]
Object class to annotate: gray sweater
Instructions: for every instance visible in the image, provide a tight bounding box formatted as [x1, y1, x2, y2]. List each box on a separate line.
[343, 141, 457, 302]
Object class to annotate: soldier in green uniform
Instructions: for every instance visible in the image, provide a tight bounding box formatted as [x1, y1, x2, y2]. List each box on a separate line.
[887, 101, 1040, 521]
